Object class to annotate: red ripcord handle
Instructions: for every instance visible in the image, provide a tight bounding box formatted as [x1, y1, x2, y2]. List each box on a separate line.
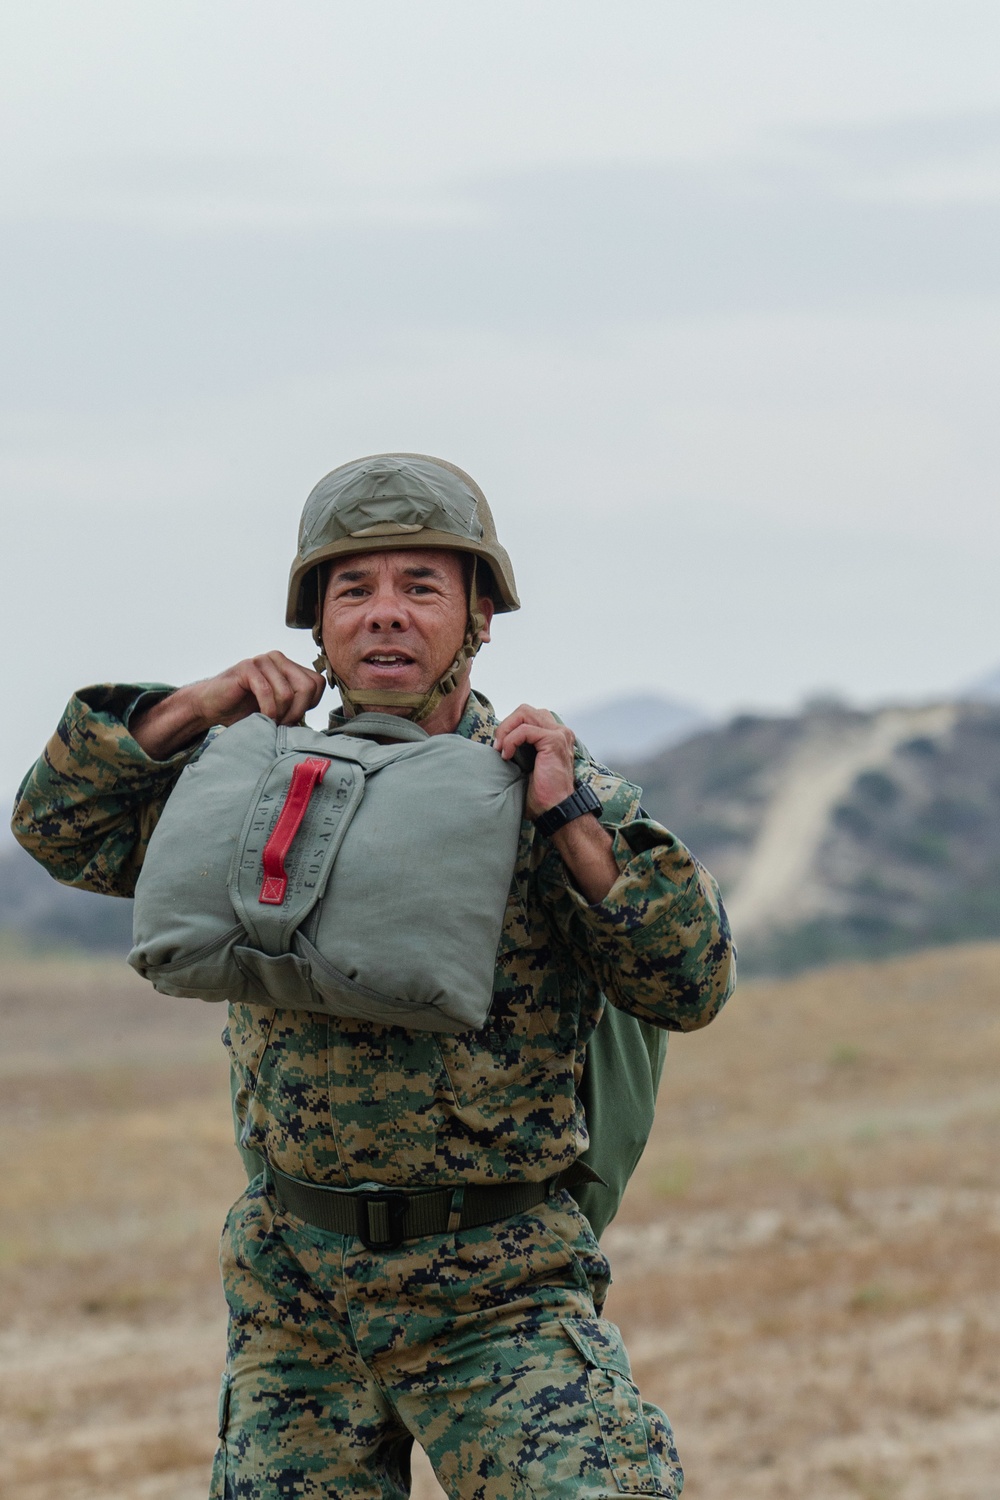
[258, 758, 330, 905]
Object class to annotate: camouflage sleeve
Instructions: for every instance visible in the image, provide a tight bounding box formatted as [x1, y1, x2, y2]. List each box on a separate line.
[10, 683, 199, 898]
[537, 753, 736, 1033]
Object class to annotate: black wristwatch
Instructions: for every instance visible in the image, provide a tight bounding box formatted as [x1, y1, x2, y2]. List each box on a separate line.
[533, 782, 603, 838]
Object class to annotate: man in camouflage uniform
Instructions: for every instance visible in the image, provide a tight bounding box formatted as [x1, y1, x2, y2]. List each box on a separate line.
[13, 454, 735, 1499]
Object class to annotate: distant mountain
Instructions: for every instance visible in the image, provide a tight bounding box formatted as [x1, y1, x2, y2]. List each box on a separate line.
[566, 693, 710, 767]
[0, 837, 133, 954]
[964, 665, 1000, 701]
[623, 699, 1000, 974]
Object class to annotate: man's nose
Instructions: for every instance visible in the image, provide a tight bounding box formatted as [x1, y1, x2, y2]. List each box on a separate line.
[365, 585, 409, 632]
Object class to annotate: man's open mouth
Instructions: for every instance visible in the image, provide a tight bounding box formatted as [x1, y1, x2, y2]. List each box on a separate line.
[363, 653, 414, 666]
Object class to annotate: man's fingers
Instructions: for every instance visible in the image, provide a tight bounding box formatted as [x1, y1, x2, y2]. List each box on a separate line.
[496, 712, 573, 760]
[289, 669, 327, 722]
[497, 720, 563, 758]
[250, 654, 325, 725]
[260, 654, 314, 725]
[233, 653, 324, 725]
[242, 662, 281, 721]
[493, 706, 577, 817]
[288, 661, 327, 722]
[494, 704, 561, 752]
[174, 652, 323, 733]
[280, 670, 326, 726]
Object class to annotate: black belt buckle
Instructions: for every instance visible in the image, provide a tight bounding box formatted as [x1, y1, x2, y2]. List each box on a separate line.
[358, 1191, 409, 1251]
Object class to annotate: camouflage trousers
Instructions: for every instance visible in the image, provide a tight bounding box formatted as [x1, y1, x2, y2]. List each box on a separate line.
[210, 1179, 682, 1499]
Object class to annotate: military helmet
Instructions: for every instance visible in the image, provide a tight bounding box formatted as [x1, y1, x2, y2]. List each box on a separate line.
[286, 453, 519, 629]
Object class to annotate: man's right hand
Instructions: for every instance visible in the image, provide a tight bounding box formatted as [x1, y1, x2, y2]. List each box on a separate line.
[130, 653, 327, 760]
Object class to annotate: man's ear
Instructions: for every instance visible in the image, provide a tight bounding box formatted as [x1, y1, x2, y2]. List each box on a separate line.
[477, 596, 495, 645]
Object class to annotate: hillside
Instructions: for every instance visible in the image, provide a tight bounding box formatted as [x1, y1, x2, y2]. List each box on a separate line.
[626, 699, 1000, 973]
[2, 945, 998, 1499]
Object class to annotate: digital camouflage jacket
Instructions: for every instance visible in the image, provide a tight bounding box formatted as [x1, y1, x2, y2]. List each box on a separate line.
[12, 684, 735, 1189]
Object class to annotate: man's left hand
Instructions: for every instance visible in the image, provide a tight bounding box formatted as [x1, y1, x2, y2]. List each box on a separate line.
[495, 704, 621, 904]
[493, 705, 576, 819]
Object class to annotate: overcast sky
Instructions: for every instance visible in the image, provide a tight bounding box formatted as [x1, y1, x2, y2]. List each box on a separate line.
[3, 2, 1000, 796]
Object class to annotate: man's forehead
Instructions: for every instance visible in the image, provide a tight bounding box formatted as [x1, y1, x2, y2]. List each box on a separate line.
[327, 548, 465, 579]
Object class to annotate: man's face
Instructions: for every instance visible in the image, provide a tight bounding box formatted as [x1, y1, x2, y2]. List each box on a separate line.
[321, 548, 488, 705]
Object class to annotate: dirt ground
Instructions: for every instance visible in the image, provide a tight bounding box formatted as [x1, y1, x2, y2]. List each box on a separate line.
[1, 944, 998, 1499]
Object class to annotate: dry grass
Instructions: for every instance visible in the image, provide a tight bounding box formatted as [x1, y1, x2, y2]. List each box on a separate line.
[2, 946, 999, 1498]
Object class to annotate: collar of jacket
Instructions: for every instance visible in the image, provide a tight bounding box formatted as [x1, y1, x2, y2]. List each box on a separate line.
[326, 689, 498, 747]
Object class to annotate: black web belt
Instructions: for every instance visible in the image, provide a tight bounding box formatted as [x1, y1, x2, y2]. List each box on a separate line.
[268, 1161, 551, 1251]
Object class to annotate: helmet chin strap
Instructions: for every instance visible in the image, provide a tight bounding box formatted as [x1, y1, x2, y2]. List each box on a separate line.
[313, 569, 488, 725]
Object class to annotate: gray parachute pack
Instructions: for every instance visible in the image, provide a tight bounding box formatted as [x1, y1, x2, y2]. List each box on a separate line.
[128, 711, 526, 1033]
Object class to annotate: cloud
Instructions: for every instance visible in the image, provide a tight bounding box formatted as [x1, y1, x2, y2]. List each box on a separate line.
[796, 110, 1000, 170]
[788, 111, 1000, 205]
[4, 130, 1000, 417]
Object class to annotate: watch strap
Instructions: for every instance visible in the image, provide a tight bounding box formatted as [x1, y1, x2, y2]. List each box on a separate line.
[533, 783, 603, 838]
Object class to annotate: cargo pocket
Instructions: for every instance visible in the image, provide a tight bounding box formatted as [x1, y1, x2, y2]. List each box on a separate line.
[208, 1371, 231, 1499]
[562, 1320, 681, 1497]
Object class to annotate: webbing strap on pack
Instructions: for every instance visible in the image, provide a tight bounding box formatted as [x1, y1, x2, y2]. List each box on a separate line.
[259, 758, 330, 905]
[230, 751, 366, 954]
